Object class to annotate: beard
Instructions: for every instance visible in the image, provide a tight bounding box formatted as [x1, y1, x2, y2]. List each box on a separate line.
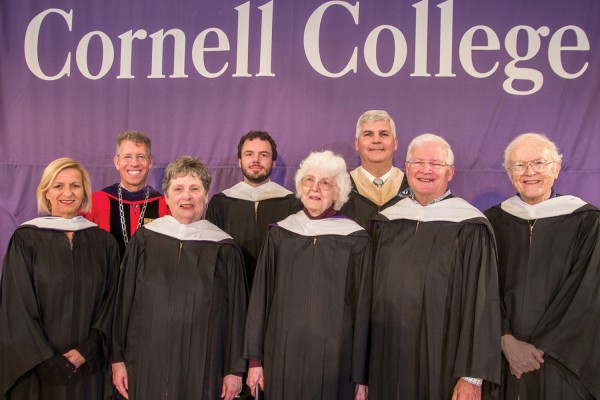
[242, 163, 272, 185]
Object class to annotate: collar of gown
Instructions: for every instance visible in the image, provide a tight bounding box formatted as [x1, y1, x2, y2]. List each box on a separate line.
[21, 216, 97, 231]
[144, 215, 232, 242]
[276, 210, 363, 237]
[381, 197, 485, 223]
[303, 204, 337, 220]
[222, 181, 292, 202]
[500, 195, 587, 220]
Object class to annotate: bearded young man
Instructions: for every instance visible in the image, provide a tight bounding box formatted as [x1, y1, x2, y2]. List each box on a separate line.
[206, 131, 301, 289]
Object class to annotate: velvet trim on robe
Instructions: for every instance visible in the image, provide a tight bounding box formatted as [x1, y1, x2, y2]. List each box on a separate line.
[369, 196, 502, 400]
[206, 184, 302, 288]
[84, 183, 169, 256]
[485, 197, 600, 400]
[243, 218, 373, 399]
[340, 167, 409, 229]
[0, 224, 120, 400]
[111, 224, 248, 400]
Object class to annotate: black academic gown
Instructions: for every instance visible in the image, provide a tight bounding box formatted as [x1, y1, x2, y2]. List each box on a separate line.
[340, 174, 409, 229]
[244, 212, 372, 400]
[369, 197, 501, 400]
[0, 220, 120, 400]
[206, 190, 301, 287]
[485, 196, 600, 400]
[112, 217, 248, 400]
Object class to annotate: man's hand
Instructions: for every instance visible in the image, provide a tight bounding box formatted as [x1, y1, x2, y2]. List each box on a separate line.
[246, 366, 264, 393]
[501, 334, 544, 378]
[355, 383, 368, 400]
[112, 362, 129, 399]
[452, 379, 481, 400]
[221, 374, 242, 400]
[63, 349, 85, 368]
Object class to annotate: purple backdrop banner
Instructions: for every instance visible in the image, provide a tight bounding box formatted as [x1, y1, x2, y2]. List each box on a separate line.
[1, 0, 599, 261]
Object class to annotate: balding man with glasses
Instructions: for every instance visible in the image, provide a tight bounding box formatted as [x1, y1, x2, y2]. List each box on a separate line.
[485, 133, 600, 400]
[85, 130, 169, 256]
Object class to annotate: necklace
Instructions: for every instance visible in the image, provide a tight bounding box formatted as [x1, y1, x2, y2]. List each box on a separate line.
[119, 184, 150, 247]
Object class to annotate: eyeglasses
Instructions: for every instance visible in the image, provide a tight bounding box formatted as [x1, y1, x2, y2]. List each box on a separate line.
[406, 160, 450, 171]
[301, 176, 335, 191]
[508, 160, 555, 175]
[118, 154, 150, 163]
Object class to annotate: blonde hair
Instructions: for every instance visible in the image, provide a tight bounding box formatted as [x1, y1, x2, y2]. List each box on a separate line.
[36, 157, 92, 214]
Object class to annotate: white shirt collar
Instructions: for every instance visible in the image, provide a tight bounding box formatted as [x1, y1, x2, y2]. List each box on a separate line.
[222, 181, 293, 202]
[144, 215, 232, 242]
[359, 166, 394, 183]
[500, 195, 587, 220]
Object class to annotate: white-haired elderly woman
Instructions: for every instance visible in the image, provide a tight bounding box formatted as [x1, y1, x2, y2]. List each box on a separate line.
[485, 133, 600, 400]
[244, 150, 372, 400]
[111, 156, 247, 400]
[0, 158, 120, 400]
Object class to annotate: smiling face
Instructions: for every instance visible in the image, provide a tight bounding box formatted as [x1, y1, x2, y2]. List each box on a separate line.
[300, 171, 337, 217]
[355, 119, 398, 175]
[45, 168, 85, 219]
[114, 140, 153, 192]
[506, 137, 561, 205]
[238, 138, 275, 187]
[164, 173, 208, 224]
[406, 141, 455, 205]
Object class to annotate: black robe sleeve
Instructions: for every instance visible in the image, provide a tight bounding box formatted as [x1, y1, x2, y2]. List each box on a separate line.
[450, 223, 502, 385]
[78, 235, 120, 368]
[111, 229, 145, 363]
[242, 229, 277, 361]
[348, 235, 373, 384]
[220, 243, 249, 375]
[532, 212, 600, 398]
[0, 230, 55, 395]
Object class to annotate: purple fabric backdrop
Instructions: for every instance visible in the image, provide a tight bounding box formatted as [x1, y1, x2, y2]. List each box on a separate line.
[1, 0, 599, 262]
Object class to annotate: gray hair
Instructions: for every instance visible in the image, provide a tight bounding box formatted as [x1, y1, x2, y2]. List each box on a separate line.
[503, 133, 563, 170]
[406, 133, 455, 166]
[294, 150, 351, 210]
[355, 110, 396, 139]
[162, 156, 212, 193]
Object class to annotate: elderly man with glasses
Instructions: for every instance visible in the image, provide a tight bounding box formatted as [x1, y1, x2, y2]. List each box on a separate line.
[85, 130, 169, 256]
[485, 133, 600, 400]
[368, 133, 502, 400]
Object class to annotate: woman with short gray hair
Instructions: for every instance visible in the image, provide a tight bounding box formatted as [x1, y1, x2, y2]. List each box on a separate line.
[112, 155, 247, 400]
